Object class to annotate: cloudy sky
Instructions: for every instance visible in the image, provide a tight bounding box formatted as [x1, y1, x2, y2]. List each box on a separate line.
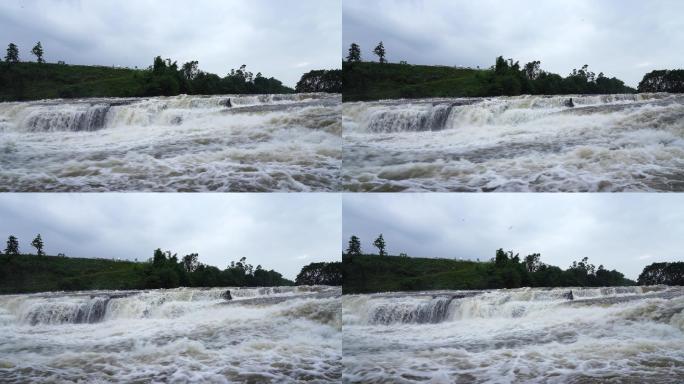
[0, 194, 340, 280]
[343, 0, 684, 87]
[343, 194, 684, 280]
[0, 0, 340, 87]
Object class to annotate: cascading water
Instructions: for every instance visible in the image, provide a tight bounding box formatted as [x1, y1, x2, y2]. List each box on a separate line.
[342, 286, 684, 383]
[0, 286, 341, 383]
[343, 93, 684, 192]
[0, 93, 341, 192]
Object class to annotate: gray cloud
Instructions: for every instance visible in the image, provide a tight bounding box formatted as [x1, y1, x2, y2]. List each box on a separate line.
[343, 194, 684, 280]
[343, 0, 684, 87]
[0, 0, 341, 87]
[0, 193, 341, 280]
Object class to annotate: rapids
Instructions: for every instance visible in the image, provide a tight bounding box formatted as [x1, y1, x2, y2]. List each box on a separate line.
[0, 93, 341, 192]
[343, 286, 684, 383]
[343, 93, 684, 192]
[0, 286, 341, 383]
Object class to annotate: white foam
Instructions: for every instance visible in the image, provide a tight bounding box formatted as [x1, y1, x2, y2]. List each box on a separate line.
[0, 286, 341, 383]
[0, 93, 341, 191]
[343, 93, 684, 191]
[343, 286, 684, 383]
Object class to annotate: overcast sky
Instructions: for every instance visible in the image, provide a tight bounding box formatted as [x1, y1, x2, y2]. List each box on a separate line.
[0, 0, 341, 87]
[343, 0, 684, 87]
[343, 194, 684, 280]
[0, 194, 341, 280]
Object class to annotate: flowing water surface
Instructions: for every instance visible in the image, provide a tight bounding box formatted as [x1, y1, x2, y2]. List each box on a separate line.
[0, 93, 341, 191]
[0, 286, 341, 383]
[343, 286, 684, 383]
[343, 94, 684, 191]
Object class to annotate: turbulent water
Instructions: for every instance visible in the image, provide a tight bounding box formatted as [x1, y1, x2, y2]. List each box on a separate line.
[343, 94, 684, 191]
[343, 286, 684, 383]
[0, 93, 341, 191]
[0, 286, 341, 383]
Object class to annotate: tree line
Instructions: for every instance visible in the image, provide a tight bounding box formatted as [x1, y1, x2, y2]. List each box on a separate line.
[344, 41, 684, 97]
[637, 262, 684, 286]
[343, 234, 645, 289]
[295, 69, 342, 93]
[2, 233, 342, 290]
[3, 41, 345, 100]
[637, 70, 684, 93]
[139, 249, 291, 289]
[130, 57, 292, 97]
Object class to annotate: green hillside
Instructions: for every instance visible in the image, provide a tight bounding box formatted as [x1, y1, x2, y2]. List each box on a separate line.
[0, 253, 146, 293]
[342, 59, 635, 102]
[0, 58, 295, 102]
[343, 62, 483, 101]
[0, 252, 294, 294]
[0, 62, 147, 101]
[342, 252, 635, 294]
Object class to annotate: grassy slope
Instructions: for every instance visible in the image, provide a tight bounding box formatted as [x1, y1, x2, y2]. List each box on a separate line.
[342, 61, 487, 101]
[343, 254, 489, 294]
[0, 254, 147, 294]
[0, 62, 146, 101]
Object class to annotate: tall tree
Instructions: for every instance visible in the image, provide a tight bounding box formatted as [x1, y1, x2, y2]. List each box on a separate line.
[524, 253, 542, 272]
[373, 41, 386, 64]
[152, 248, 166, 266]
[182, 253, 199, 272]
[31, 41, 44, 63]
[4, 235, 19, 255]
[373, 234, 386, 256]
[181, 60, 199, 80]
[346, 43, 361, 63]
[5, 43, 19, 63]
[346, 235, 362, 256]
[31, 234, 44, 255]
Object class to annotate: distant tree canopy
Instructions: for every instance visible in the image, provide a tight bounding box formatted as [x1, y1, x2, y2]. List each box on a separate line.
[342, 55, 636, 101]
[295, 69, 342, 93]
[486, 56, 635, 96]
[342, 244, 635, 293]
[1, 242, 338, 293]
[0, 49, 296, 101]
[295, 262, 342, 286]
[140, 57, 293, 97]
[638, 70, 684, 93]
[638, 262, 684, 286]
[142, 250, 293, 289]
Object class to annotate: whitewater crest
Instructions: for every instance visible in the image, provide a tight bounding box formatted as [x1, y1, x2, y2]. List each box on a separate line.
[343, 286, 684, 383]
[0, 286, 341, 383]
[0, 93, 341, 192]
[343, 93, 684, 192]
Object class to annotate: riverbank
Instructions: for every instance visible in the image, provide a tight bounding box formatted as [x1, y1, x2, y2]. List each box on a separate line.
[0, 253, 294, 294]
[342, 254, 634, 294]
[0, 60, 295, 102]
[342, 61, 636, 102]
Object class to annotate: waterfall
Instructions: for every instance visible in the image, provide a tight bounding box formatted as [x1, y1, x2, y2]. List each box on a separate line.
[344, 286, 674, 325]
[0, 285, 339, 326]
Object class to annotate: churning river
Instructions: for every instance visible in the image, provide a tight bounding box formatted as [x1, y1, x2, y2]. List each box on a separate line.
[343, 286, 684, 383]
[0, 286, 341, 383]
[0, 93, 341, 192]
[343, 94, 684, 192]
